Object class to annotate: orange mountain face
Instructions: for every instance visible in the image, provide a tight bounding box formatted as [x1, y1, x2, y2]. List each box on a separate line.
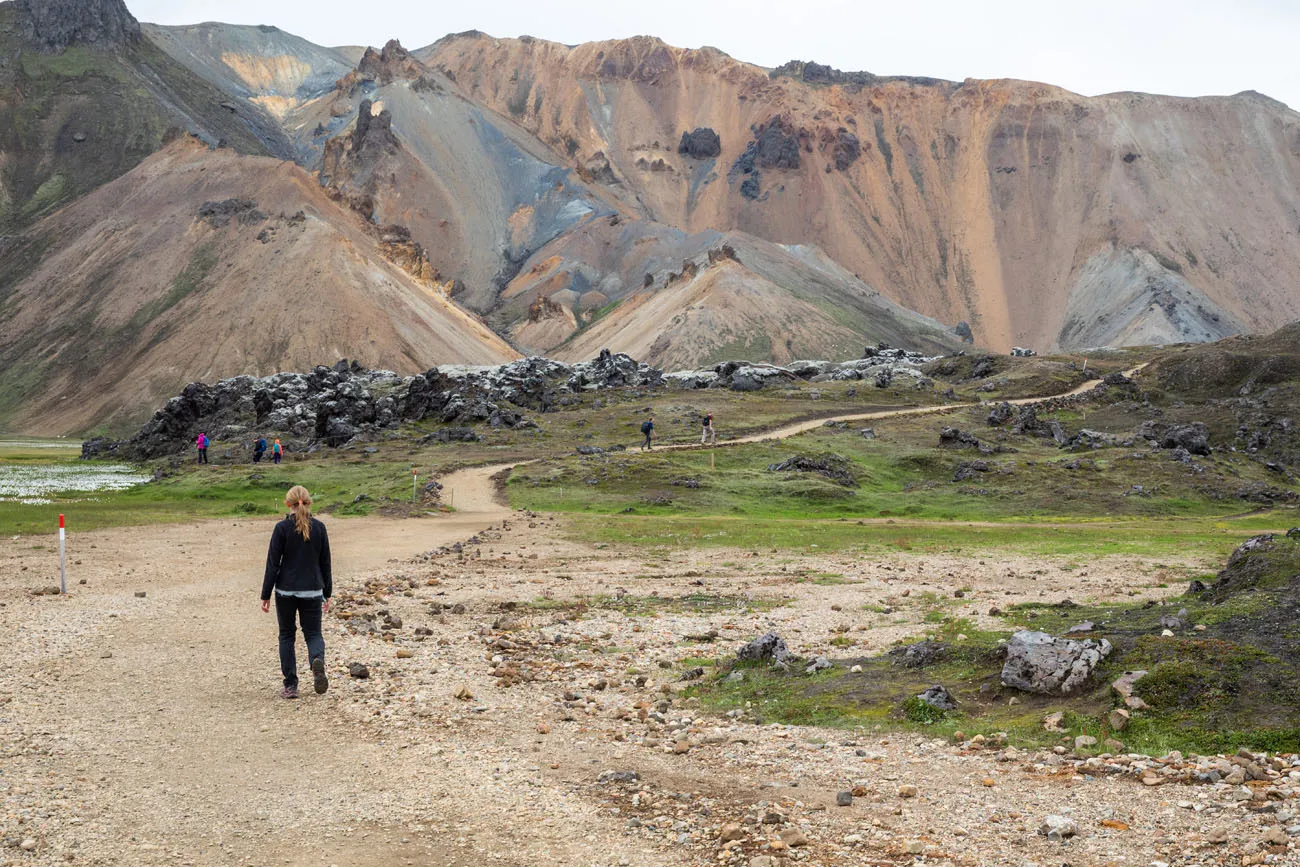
[3, 4, 1299, 433]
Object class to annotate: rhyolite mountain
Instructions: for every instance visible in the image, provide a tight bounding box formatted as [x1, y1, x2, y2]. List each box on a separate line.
[1, 0, 1298, 434]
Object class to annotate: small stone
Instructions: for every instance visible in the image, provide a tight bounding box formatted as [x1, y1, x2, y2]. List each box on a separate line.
[1264, 827, 1289, 846]
[719, 823, 745, 842]
[100, 651, 113, 659]
[673, 740, 691, 754]
[1042, 711, 1064, 731]
[1103, 738, 1126, 752]
[749, 858, 775, 867]
[20, 838, 37, 851]
[904, 840, 925, 854]
[454, 684, 474, 701]
[348, 662, 370, 679]
[850, 665, 862, 674]
[779, 828, 809, 847]
[1108, 708, 1130, 731]
[134, 591, 147, 598]
[897, 784, 918, 799]
[1039, 815, 1077, 841]
[1074, 735, 1097, 752]
[395, 649, 413, 659]
[982, 778, 995, 787]
[1206, 826, 1230, 844]
[836, 790, 853, 806]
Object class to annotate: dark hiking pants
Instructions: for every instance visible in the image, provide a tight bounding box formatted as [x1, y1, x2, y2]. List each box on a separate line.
[274, 593, 324, 689]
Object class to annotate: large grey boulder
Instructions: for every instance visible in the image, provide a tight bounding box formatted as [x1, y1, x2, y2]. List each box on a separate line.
[1001, 630, 1112, 696]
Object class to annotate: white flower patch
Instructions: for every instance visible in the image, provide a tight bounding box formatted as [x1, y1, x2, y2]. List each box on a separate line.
[0, 465, 149, 501]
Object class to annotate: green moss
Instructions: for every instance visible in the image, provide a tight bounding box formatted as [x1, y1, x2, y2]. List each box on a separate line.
[21, 173, 68, 217]
[902, 695, 945, 724]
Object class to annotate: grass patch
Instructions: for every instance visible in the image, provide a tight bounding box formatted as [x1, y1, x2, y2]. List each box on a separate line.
[0, 458, 423, 537]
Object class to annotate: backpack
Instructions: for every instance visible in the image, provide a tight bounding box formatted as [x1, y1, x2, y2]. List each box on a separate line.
[272, 442, 281, 454]
[641, 421, 653, 435]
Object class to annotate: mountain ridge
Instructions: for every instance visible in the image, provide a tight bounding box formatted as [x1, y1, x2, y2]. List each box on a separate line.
[2, 1, 1299, 434]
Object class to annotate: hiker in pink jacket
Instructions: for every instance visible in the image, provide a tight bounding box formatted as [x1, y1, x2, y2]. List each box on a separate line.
[196, 432, 209, 465]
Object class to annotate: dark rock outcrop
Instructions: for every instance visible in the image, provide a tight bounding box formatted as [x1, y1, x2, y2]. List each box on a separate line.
[677, 128, 722, 159]
[767, 454, 857, 487]
[1137, 421, 1211, 455]
[1202, 534, 1300, 601]
[17, 0, 140, 52]
[356, 39, 425, 85]
[82, 352, 664, 460]
[197, 199, 267, 228]
[831, 129, 861, 170]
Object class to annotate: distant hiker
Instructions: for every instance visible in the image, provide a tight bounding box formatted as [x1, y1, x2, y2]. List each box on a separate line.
[260, 485, 332, 700]
[196, 432, 209, 464]
[701, 413, 717, 445]
[253, 436, 267, 464]
[641, 416, 655, 451]
[271, 439, 283, 465]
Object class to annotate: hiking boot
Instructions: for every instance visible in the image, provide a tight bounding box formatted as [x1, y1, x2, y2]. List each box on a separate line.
[280, 685, 299, 699]
[311, 657, 328, 695]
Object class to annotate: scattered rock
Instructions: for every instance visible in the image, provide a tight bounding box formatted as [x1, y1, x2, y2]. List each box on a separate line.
[888, 640, 947, 668]
[804, 656, 833, 674]
[1111, 670, 1149, 710]
[916, 684, 957, 711]
[1000, 630, 1112, 695]
[1039, 815, 1078, 841]
[836, 790, 854, 806]
[736, 632, 792, 667]
[347, 662, 370, 679]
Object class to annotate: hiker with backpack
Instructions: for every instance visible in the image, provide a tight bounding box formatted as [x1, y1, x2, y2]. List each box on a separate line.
[195, 432, 209, 464]
[701, 413, 718, 445]
[641, 416, 655, 451]
[253, 436, 267, 464]
[272, 439, 283, 465]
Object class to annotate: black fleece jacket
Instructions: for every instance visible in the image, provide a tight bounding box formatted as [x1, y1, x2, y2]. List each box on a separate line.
[261, 516, 332, 600]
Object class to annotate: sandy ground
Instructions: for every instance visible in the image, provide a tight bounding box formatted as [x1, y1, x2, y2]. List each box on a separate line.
[2, 474, 1295, 866]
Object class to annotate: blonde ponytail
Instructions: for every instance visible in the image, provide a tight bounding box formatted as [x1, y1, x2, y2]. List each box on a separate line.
[285, 485, 313, 540]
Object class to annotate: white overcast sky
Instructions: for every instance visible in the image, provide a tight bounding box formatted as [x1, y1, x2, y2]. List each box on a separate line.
[131, 0, 1299, 109]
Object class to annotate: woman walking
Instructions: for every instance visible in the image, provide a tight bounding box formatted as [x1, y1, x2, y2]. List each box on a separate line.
[260, 485, 332, 699]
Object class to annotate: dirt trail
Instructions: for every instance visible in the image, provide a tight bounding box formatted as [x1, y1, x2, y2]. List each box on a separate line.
[0, 369, 1148, 866]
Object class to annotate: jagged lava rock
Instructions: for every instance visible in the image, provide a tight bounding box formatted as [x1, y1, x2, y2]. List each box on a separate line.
[1001, 630, 1112, 696]
[17, 0, 141, 52]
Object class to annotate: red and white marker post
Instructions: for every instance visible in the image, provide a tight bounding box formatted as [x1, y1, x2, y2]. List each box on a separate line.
[58, 514, 66, 595]
[413, 467, 419, 504]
